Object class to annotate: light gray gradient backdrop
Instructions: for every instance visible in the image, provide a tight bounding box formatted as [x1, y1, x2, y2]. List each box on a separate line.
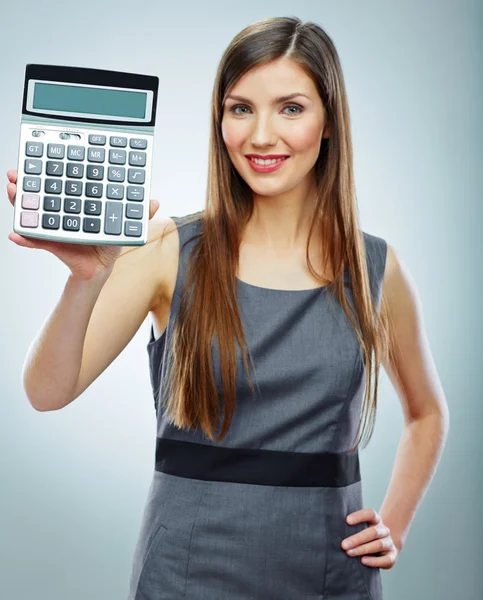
[1, 1, 480, 598]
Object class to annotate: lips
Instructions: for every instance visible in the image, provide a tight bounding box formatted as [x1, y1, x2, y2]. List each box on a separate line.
[246, 155, 289, 173]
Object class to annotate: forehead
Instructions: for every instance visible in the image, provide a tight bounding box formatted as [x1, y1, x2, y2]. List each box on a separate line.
[228, 58, 316, 98]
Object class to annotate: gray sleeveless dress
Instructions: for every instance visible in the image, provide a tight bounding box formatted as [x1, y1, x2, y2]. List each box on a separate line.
[128, 212, 387, 600]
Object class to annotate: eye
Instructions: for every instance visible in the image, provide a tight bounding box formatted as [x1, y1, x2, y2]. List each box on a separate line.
[228, 104, 304, 116]
[283, 104, 304, 115]
[229, 105, 249, 115]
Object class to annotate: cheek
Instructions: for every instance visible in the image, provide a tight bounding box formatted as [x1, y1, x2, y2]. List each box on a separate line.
[221, 120, 245, 150]
[286, 122, 324, 153]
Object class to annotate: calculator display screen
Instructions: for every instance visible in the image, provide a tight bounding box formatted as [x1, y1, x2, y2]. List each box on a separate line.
[26, 80, 153, 123]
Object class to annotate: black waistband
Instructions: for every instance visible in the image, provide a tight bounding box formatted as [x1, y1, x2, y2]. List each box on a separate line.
[155, 437, 360, 488]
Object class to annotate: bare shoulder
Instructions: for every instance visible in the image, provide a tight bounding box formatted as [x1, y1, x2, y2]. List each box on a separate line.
[381, 242, 418, 310]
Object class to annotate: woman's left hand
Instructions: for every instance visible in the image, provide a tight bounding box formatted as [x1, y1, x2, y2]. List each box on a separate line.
[341, 508, 400, 570]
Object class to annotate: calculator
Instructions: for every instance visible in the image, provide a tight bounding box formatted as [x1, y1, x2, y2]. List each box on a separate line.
[13, 64, 159, 246]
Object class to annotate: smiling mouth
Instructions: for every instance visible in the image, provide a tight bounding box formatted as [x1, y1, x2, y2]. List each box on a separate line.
[248, 156, 289, 165]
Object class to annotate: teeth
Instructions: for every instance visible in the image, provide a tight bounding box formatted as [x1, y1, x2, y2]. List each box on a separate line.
[251, 157, 286, 165]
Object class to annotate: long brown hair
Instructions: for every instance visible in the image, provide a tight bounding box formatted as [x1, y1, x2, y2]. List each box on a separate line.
[157, 16, 393, 453]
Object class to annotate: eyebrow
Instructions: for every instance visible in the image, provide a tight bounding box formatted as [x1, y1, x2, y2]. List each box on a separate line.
[225, 93, 310, 103]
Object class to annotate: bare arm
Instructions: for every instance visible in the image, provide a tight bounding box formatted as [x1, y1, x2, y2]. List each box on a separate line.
[22, 271, 111, 410]
[21, 216, 177, 411]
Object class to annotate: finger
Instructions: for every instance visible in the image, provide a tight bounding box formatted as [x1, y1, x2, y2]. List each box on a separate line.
[6, 170, 18, 183]
[342, 523, 389, 551]
[345, 534, 393, 557]
[347, 508, 380, 525]
[7, 182, 17, 204]
[8, 232, 48, 249]
[149, 199, 159, 219]
[361, 549, 397, 569]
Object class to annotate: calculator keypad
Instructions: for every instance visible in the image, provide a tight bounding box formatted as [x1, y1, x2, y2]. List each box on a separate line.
[18, 128, 150, 242]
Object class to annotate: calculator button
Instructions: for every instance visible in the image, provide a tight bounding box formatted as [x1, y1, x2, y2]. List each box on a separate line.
[85, 182, 103, 198]
[67, 163, 84, 178]
[127, 186, 144, 201]
[64, 198, 82, 213]
[107, 184, 124, 199]
[108, 166, 125, 182]
[86, 165, 104, 180]
[125, 221, 142, 237]
[44, 179, 62, 194]
[44, 196, 61, 211]
[88, 147, 105, 162]
[21, 193, 40, 209]
[20, 212, 39, 227]
[89, 134, 106, 145]
[65, 181, 83, 196]
[63, 215, 81, 231]
[110, 136, 127, 147]
[128, 168, 145, 184]
[84, 200, 102, 215]
[129, 151, 146, 167]
[109, 149, 126, 165]
[67, 145, 85, 161]
[26, 141, 43, 157]
[130, 138, 147, 149]
[105, 201, 123, 235]
[83, 217, 101, 233]
[126, 204, 143, 219]
[24, 159, 42, 175]
[46, 161, 64, 177]
[23, 177, 41, 192]
[42, 214, 60, 229]
[47, 144, 65, 159]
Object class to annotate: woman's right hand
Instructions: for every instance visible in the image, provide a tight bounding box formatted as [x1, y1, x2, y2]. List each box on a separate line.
[6, 169, 160, 281]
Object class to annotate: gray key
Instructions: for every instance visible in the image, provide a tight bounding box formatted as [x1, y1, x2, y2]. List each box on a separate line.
[42, 214, 60, 229]
[65, 181, 82, 196]
[44, 196, 61, 211]
[107, 184, 124, 199]
[83, 218, 101, 234]
[129, 151, 146, 167]
[23, 177, 41, 192]
[88, 147, 105, 162]
[46, 161, 64, 176]
[127, 186, 144, 201]
[62, 215, 81, 231]
[130, 138, 147, 149]
[108, 166, 125, 182]
[124, 221, 142, 237]
[86, 182, 103, 198]
[45, 179, 62, 194]
[110, 136, 127, 147]
[66, 163, 84, 178]
[128, 168, 145, 184]
[64, 198, 82, 213]
[126, 203, 144, 219]
[24, 158, 42, 174]
[67, 145, 85, 161]
[26, 141, 43, 157]
[89, 134, 106, 145]
[86, 165, 104, 180]
[109, 149, 126, 165]
[104, 201, 123, 235]
[47, 144, 65, 159]
[85, 200, 102, 215]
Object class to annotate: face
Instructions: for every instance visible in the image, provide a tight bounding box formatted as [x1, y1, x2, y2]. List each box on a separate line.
[221, 57, 330, 199]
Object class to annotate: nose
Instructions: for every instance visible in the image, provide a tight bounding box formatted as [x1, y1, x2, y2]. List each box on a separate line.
[250, 115, 276, 147]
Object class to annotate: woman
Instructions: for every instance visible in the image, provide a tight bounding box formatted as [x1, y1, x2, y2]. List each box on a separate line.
[7, 16, 449, 600]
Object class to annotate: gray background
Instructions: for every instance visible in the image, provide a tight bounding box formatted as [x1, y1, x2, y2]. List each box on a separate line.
[1, 1, 480, 598]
